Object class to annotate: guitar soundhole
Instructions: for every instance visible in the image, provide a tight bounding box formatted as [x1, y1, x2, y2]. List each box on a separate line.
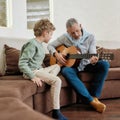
[66, 54, 70, 59]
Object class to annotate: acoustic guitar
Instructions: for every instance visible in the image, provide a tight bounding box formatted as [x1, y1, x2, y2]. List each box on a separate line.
[50, 45, 114, 67]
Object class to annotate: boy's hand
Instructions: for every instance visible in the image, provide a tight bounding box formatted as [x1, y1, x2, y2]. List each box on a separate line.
[31, 77, 43, 87]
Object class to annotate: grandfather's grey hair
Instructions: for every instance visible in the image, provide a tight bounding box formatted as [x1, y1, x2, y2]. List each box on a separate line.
[66, 18, 78, 28]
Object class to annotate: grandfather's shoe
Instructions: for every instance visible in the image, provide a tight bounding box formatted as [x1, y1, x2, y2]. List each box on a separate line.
[90, 99, 106, 113]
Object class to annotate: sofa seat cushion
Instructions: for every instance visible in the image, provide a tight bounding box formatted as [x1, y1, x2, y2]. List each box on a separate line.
[106, 67, 120, 80]
[0, 75, 69, 94]
[36, 83, 50, 93]
[0, 97, 52, 120]
[0, 75, 25, 80]
[0, 80, 36, 101]
[78, 67, 120, 82]
[78, 72, 93, 82]
[59, 74, 70, 87]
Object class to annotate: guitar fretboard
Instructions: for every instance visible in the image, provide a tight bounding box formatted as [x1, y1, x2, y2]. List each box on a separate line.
[69, 54, 99, 59]
[68, 53, 114, 60]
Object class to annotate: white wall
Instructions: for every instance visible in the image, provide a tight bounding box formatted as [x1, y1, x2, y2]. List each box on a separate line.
[53, 0, 120, 42]
[0, 0, 33, 39]
[0, 0, 120, 44]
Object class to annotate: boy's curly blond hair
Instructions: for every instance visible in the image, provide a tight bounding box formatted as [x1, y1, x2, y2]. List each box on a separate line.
[33, 19, 55, 37]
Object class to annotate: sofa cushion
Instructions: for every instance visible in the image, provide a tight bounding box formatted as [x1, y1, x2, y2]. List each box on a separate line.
[0, 38, 27, 75]
[0, 97, 52, 120]
[0, 80, 36, 101]
[99, 47, 120, 68]
[78, 72, 93, 82]
[0, 72, 2, 77]
[106, 67, 120, 80]
[43, 54, 50, 67]
[4, 44, 22, 75]
[78, 67, 120, 83]
[0, 75, 24, 80]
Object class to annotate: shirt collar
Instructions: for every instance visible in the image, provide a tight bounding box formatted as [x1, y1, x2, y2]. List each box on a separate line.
[64, 28, 90, 44]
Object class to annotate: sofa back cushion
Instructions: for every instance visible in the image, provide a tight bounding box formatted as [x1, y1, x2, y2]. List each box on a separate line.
[0, 38, 27, 75]
[98, 47, 120, 68]
[4, 44, 22, 75]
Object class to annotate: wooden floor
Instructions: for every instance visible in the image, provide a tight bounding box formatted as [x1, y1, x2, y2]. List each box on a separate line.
[59, 98, 120, 120]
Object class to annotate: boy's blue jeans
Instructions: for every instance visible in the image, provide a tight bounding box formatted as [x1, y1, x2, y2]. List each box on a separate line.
[61, 60, 110, 103]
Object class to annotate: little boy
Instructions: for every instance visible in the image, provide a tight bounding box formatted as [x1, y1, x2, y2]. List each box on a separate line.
[19, 19, 68, 120]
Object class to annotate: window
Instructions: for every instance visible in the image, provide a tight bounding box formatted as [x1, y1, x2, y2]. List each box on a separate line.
[0, 0, 12, 27]
[0, 0, 7, 27]
[27, 0, 52, 29]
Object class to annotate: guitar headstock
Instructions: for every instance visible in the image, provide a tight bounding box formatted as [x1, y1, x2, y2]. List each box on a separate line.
[99, 52, 114, 61]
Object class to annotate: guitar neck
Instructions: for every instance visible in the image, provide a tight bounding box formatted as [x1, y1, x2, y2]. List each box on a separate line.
[69, 53, 99, 59]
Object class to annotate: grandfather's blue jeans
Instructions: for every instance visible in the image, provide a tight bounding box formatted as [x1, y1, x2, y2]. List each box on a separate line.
[61, 60, 110, 103]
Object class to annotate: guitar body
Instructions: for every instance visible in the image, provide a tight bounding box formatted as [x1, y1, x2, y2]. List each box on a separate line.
[50, 45, 78, 67]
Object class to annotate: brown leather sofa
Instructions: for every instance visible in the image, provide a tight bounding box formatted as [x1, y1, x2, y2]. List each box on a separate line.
[80, 47, 120, 99]
[0, 97, 53, 120]
[0, 40, 120, 119]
